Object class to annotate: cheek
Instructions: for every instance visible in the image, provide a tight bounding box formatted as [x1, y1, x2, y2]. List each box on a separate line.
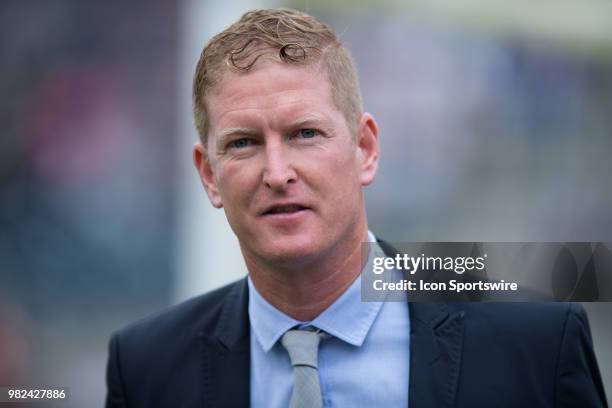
[329, 147, 360, 178]
[216, 161, 260, 206]
[316, 150, 361, 199]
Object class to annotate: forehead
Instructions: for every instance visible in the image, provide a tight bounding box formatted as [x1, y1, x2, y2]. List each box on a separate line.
[207, 62, 337, 130]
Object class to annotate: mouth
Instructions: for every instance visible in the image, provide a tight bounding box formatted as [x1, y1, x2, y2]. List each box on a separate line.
[261, 203, 310, 216]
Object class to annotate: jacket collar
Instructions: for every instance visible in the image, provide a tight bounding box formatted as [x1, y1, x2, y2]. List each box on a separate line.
[200, 278, 250, 407]
[378, 238, 465, 408]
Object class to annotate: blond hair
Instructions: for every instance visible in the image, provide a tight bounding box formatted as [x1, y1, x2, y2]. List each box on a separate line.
[192, 8, 363, 143]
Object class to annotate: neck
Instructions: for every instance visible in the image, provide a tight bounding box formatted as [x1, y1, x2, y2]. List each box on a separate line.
[245, 225, 369, 321]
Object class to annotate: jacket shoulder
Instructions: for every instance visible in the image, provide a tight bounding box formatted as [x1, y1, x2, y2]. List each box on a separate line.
[105, 279, 248, 407]
[113, 278, 246, 351]
[460, 301, 583, 336]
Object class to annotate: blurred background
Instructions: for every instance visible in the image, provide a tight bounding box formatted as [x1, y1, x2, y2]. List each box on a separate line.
[1, 0, 610, 406]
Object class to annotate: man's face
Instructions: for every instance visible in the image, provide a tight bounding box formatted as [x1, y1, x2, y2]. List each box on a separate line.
[194, 61, 378, 266]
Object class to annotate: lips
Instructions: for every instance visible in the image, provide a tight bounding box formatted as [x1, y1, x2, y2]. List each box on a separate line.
[261, 203, 310, 216]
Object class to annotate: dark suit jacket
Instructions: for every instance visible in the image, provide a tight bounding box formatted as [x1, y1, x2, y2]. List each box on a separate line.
[106, 255, 608, 407]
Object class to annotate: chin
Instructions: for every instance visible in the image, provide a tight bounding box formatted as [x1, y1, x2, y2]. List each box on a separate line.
[258, 236, 324, 265]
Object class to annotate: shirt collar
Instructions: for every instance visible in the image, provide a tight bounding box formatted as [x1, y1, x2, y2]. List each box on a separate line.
[248, 231, 385, 351]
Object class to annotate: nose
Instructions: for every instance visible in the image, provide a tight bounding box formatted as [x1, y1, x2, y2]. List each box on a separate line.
[262, 140, 297, 191]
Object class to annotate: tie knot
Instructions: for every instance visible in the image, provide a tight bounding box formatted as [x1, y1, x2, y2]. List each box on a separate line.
[281, 329, 322, 368]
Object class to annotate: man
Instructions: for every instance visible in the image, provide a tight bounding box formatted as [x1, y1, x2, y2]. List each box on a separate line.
[105, 8, 607, 407]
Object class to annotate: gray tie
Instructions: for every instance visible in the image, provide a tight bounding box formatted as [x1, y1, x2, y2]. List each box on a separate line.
[281, 329, 324, 408]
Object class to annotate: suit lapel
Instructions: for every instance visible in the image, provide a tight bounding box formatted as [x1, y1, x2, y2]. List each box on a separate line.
[201, 279, 250, 407]
[378, 239, 465, 408]
[408, 302, 465, 408]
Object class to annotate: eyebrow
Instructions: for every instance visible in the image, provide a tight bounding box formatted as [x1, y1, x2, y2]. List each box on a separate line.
[286, 114, 332, 130]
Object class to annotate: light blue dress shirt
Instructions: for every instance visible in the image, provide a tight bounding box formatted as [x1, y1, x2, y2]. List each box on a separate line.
[249, 233, 410, 407]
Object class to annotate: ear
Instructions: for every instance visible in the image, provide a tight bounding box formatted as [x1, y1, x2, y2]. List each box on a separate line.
[356, 112, 379, 186]
[193, 142, 223, 208]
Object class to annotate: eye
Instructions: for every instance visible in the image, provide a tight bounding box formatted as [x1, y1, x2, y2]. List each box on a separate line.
[228, 138, 252, 149]
[297, 129, 318, 139]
